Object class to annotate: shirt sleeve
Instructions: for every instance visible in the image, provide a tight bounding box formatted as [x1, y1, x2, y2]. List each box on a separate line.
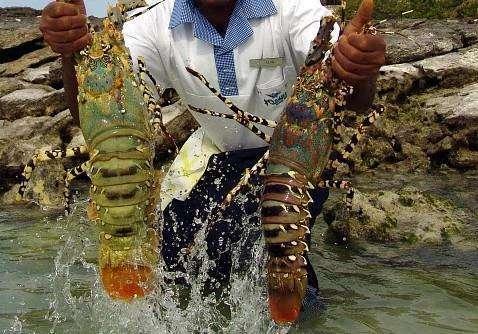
[284, 0, 340, 70]
[123, 10, 173, 91]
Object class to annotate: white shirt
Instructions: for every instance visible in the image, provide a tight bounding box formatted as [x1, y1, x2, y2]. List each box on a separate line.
[122, 0, 337, 209]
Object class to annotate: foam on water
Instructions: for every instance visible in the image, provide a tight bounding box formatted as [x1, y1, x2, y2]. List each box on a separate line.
[45, 184, 287, 334]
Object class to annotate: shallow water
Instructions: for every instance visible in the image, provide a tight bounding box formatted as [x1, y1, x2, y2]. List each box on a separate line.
[1, 171, 477, 334]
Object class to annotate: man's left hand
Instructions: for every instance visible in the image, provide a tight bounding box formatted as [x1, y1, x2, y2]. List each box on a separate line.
[332, 0, 386, 85]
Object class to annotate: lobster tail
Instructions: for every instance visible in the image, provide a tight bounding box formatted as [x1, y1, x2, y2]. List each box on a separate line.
[262, 172, 313, 323]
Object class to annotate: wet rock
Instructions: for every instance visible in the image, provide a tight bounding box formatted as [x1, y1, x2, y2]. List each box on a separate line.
[0, 87, 67, 120]
[324, 187, 466, 245]
[2, 156, 67, 210]
[0, 46, 58, 77]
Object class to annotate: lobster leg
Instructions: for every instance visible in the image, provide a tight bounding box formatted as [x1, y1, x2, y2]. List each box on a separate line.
[341, 104, 383, 159]
[16, 146, 88, 201]
[220, 150, 270, 210]
[186, 67, 278, 129]
[137, 57, 178, 153]
[189, 106, 274, 143]
[63, 161, 88, 213]
[318, 179, 355, 209]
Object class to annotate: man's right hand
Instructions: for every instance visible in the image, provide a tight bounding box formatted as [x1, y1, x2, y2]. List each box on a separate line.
[40, 0, 91, 57]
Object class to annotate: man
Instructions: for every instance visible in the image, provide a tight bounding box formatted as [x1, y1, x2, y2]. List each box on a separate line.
[40, 0, 385, 317]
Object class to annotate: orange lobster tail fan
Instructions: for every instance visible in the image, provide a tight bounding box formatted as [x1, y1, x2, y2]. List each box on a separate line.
[268, 290, 302, 324]
[100, 264, 154, 300]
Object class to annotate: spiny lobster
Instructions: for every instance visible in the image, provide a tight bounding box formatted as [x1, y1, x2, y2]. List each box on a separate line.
[186, 0, 384, 325]
[16, 0, 175, 300]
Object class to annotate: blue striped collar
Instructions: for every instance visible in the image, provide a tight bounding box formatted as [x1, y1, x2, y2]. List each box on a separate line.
[169, 0, 277, 53]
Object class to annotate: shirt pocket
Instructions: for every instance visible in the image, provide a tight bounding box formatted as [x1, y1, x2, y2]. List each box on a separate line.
[255, 77, 288, 116]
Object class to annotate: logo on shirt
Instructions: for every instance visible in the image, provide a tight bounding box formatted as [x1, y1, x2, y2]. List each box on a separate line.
[264, 91, 287, 106]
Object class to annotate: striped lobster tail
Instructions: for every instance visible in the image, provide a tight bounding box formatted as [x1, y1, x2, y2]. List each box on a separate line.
[261, 15, 348, 324]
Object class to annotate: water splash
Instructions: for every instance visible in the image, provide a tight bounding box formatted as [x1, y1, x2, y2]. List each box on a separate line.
[47, 183, 277, 333]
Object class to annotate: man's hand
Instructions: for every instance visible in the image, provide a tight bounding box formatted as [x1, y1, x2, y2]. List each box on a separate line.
[332, 0, 386, 85]
[40, 0, 90, 57]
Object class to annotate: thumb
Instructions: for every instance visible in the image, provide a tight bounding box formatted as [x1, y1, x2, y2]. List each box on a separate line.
[345, 0, 374, 34]
[56, 0, 86, 15]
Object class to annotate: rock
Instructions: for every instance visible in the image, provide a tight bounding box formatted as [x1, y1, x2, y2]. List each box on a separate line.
[0, 111, 73, 208]
[414, 46, 478, 88]
[0, 110, 73, 168]
[446, 19, 478, 46]
[0, 111, 74, 208]
[2, 157, 67, 210]
[397, 143, 430, 172]
[324, 187, 465, 245]
[0, 8, 42, 59]
[0, 87, 67, 120]
[425, 83, 478, 128]
[67, 127, 86, 149]
[377, 45, 478, 101]
[382, 20, 467, 65]
[377, 63, 423, 100]
[449, 149, 478, 169]
[360, 138, 397, 169]
[0, 77, 26, 97]
[22, 59, 64, 87]
[0, 46, 58, 77]
[48, 59, 64, 87]
[22, 65, 50, 84]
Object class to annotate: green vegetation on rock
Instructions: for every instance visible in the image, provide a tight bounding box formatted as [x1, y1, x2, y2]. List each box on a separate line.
[344, 0, 478, 19]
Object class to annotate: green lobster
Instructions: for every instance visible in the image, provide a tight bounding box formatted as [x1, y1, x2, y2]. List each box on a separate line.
[186, 0, 383, 325]
[16, 0, 173, 300]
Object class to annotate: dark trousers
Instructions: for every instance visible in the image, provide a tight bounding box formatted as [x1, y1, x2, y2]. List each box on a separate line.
[161, 147, 329, 288]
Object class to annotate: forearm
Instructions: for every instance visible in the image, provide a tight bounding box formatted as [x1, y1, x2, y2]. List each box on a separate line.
[347, 78, 377, 112]
[62, 56, 80, 125]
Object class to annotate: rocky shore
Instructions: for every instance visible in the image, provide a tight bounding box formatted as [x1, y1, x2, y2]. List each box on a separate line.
[0, 7, 477, 247]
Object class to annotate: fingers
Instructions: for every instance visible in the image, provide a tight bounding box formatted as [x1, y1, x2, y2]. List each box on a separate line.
[47, 2, 80, 17]
[45, 33, 91, 55]
[40, 1, 89, 55]
[344, 0, 374, 34]
[337, 35, 385, 66]
[42, 25, 88, 44]
[332, 57, 369, 83]
[40, 14, 87, 33]
[334, 46, 379, 77]
[348, 33, 386, 53]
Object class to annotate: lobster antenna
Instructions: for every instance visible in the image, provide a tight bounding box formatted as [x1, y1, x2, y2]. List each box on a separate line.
[341, 0, 347, 23]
